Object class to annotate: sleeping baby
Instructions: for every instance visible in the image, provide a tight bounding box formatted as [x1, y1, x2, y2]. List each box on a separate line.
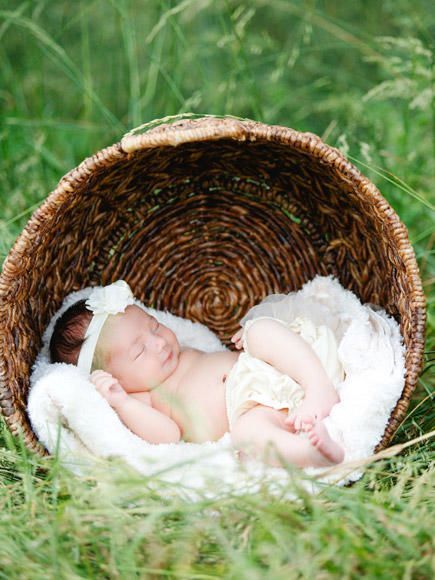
[49, 280, 345, 469]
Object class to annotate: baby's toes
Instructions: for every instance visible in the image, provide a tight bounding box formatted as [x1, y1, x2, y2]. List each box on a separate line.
[308, 430, 320, 448]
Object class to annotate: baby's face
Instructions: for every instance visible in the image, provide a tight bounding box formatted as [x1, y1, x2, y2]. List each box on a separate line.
[98, 305, 180, 392]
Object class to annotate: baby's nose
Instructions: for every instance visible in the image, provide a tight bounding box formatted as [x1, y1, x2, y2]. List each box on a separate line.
[148, 334, 166, 351]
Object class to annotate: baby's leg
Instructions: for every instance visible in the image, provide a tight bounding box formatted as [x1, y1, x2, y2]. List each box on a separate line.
[244, 318, 340, 432]
[231, 405, 343, 468]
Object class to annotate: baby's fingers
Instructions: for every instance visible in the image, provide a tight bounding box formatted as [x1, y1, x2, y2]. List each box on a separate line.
[101, 377, 121, 391]
[285, 414, 297, 433]
[285, 413, 313, 433]
[91, 369, 111, 377]
[231, 328, 243, 342]
[90, 370, 112, 384]
[94, 378, 119, 395]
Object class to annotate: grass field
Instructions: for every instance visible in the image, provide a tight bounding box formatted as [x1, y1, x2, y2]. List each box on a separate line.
[0, 1, 434, 578]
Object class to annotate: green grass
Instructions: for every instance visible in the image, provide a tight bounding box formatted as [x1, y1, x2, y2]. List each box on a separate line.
[0, 1, 434, 577]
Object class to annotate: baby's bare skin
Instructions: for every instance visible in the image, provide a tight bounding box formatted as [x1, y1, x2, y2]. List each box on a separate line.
[141, 347, 241, 443]
[91, 306, 344, 468]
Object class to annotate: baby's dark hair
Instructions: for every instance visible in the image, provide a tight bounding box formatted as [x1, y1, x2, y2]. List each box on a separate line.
[49, 300, 93, 366]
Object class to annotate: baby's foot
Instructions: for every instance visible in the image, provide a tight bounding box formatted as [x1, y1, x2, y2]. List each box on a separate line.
[307, 420, 344, 465]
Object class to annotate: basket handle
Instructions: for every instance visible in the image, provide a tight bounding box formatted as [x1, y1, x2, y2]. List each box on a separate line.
[122, 112, 255, 140]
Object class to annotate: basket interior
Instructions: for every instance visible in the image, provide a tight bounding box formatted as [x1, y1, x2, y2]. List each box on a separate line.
[0, 131, 424, 454]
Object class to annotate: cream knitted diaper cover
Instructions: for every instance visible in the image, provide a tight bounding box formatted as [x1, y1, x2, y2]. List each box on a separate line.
[225, 315, 345, 430]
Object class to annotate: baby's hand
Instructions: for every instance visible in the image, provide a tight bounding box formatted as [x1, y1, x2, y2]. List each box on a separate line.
[90, 370, 129, 409]
[285, 390, 339, 433]
[230, 327, 244, 350]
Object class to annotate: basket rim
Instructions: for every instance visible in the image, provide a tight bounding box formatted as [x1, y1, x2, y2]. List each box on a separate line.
[0, 114, 427, 456]
[0, 115, 426, 313]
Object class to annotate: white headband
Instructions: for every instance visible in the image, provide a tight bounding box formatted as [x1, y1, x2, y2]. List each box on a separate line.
[77, 280, 135, 374]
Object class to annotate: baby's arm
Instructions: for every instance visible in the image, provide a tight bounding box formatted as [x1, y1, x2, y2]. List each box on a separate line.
[244, 318, 339, 428]
[90, 371, 181, 444]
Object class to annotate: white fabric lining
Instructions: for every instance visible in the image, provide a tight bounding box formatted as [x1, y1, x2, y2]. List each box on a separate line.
[27, 274, 407, 500]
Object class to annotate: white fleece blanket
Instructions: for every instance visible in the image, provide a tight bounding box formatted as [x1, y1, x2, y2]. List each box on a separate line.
[28, 275, 406, 500]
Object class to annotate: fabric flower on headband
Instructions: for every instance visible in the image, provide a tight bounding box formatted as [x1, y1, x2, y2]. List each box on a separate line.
[86, 280, 135, 315]
[77, 280, 135, 375]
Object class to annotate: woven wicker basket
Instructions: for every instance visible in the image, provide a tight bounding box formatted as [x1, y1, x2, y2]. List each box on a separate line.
[0, 114, 426, 457]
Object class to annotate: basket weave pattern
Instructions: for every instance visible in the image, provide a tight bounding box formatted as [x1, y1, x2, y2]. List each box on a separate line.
[0, 117, 426, 456]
